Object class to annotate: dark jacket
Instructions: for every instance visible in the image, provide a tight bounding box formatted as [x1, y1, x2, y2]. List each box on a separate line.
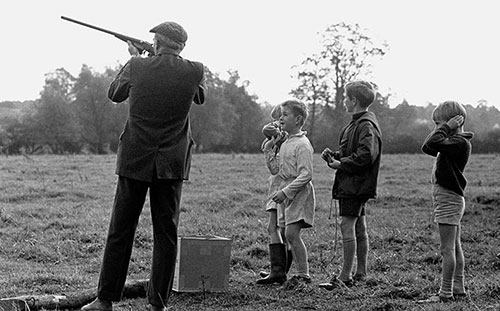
[108, 50, 204, 182]
[421, 124, 473, 196]
[332, 111, 382, 199]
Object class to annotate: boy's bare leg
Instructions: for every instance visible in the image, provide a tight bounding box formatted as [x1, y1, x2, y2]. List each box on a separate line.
[453, 225, 466, 295]
[340, 216, 357, 282]
[354, 216, 368, 279]
[268, 210, 283, 244]
[438, 224, 458, 298]
[279, 226, 287, 245]
[285, 222, 309, 277]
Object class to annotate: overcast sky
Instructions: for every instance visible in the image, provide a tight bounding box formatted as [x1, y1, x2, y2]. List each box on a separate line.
[1, 0, 499, 109]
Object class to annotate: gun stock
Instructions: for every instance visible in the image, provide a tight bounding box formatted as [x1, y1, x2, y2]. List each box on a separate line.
[61, 16, 154, 56]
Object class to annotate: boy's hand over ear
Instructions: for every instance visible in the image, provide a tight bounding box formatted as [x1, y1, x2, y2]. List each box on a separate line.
[447, 115, 464, 130]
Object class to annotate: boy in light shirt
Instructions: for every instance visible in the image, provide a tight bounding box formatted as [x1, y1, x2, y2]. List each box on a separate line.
[256, 105, 291, 285]
[263, 99, 316, 287]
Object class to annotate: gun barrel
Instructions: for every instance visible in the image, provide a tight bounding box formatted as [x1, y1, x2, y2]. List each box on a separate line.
[61, 16, 120, 37]
[61, 16, 154, 54]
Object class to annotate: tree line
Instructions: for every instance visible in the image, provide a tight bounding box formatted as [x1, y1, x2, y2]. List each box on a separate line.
[1, 23, 499, 155]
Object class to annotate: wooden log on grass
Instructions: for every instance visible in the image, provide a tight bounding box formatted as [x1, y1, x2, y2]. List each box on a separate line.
[0, 279, 148, 310]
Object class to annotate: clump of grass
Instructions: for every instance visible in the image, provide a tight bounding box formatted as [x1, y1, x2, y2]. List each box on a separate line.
[0, 208, 16, 225]
[246, 246, 267, 259]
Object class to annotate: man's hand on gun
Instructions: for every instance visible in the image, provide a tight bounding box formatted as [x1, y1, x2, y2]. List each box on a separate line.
[127, 41, 141, 57]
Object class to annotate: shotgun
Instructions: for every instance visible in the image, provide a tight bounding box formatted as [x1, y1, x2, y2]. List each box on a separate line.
[61, 16, 154, 56]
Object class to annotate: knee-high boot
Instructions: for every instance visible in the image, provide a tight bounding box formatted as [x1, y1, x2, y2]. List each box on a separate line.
[256, 243, 287, 285]
[260, 246, 293, 277]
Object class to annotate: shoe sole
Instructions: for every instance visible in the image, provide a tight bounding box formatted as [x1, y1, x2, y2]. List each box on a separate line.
[318, 283, 336, 291]
[256, 277, 286, 285]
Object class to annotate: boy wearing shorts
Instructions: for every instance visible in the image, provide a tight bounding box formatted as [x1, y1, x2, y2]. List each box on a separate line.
[319, 80, 382, 289]
[257, 105, 292, 285]
[263, 99, 316, 287]
[419, 101, 473, 303]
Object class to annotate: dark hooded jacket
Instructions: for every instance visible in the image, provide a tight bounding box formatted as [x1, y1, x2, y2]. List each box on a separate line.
[332, 111, 382, 199]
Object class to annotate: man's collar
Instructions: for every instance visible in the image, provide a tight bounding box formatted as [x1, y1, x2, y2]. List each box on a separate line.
[156, 47, 180, 56]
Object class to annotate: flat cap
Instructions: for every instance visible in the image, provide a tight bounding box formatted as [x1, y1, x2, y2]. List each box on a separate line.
[150, 21, 188, 44]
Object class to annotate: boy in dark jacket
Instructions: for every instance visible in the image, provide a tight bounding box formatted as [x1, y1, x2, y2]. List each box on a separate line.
[418, 101, 473, 303]
[319, 80, 382, 289]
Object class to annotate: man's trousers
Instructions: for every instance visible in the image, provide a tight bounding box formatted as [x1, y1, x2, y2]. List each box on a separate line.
[96, 175, 182, 307]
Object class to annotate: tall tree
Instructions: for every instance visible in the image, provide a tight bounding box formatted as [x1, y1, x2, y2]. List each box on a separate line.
[225, 70, 265, 152]
[290, 54, 332, 144]
[103, 67, 128, 152]
[32, 68, 80, 153]
[73, 65, 116, 154]
[190, 69, 264, 152]
[190, 68, 238, 152]
[320, 22, 388, 110]
[291, 23, 389, 150]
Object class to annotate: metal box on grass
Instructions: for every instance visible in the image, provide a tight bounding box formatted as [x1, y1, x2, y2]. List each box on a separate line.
[173, 235, 232, 292]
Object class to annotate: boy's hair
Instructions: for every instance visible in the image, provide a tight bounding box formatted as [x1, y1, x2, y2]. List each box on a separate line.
[345, 80, 375, 108]
[281, 99, 308, 126]
[432, 100, 467, 122]
[270, 104, 281, 121]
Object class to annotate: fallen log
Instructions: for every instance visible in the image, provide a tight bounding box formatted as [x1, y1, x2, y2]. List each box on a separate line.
[0, 279, 148, 311]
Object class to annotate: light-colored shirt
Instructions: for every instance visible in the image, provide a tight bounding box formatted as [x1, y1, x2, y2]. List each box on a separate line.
[264, 131, 314, 199]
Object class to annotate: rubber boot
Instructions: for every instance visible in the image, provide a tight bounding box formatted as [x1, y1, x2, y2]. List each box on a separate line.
[260, 247, 293, 278]
[256, 243, 287, 284]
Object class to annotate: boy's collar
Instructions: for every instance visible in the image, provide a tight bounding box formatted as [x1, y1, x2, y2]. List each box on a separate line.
[352, 106, 368, 114]
[352, 111, 368, 120]
[457, 132, 474, 139]
[288, 130, 306, 138]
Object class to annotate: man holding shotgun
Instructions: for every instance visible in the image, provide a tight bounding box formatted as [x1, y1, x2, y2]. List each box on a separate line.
[82, 21, 205, 311]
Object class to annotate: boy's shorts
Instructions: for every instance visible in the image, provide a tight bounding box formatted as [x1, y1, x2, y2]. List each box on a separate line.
[339, 198, 367, 217]
[282, 182, 315, 228]
[265, 175, 287, 227]
[432, 184, 465, 225]
[265, 199, 278, 211]
[265, 175, 281, 212]
[277, 203, 286, 227]
[265, 200, 286, 228]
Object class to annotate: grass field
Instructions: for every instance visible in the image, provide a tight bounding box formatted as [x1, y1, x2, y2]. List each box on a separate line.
[1, 153, 499, 311]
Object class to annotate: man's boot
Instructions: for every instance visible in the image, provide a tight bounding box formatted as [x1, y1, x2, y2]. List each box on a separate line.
[256, 243, 286, 285]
